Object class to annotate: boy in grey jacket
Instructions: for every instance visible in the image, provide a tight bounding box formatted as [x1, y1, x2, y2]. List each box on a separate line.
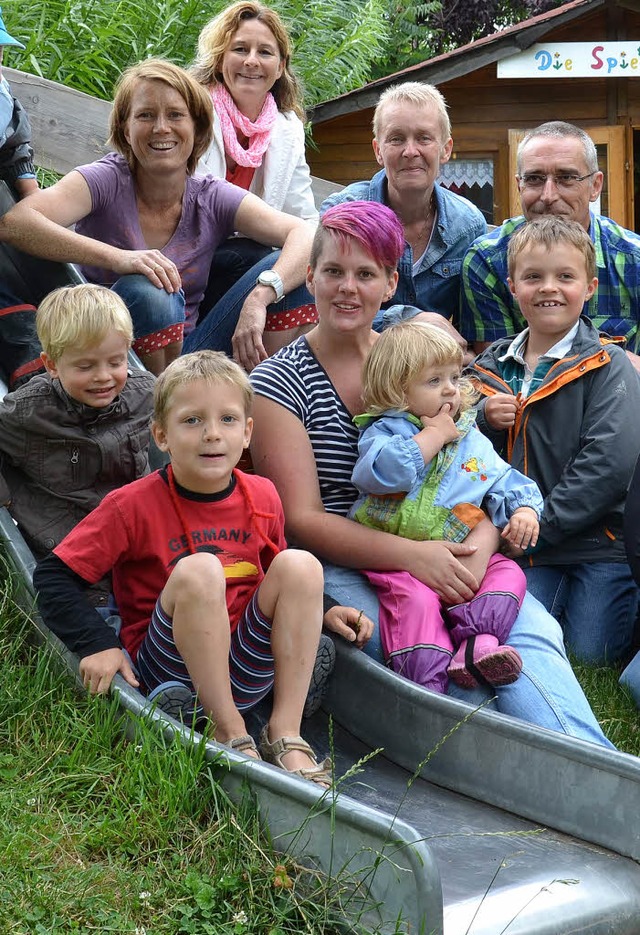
[0, 285, 154, 601]
[469, 217, 640, 666]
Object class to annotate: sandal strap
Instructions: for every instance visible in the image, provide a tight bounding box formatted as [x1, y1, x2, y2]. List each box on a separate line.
[259, 726, 332, 785]
[293, 757, 333, 786]
[225, 734, 260, 756]
[261, 731, 316, 763]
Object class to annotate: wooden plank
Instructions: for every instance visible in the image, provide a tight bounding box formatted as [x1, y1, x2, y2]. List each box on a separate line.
[6, 66, 111, 173]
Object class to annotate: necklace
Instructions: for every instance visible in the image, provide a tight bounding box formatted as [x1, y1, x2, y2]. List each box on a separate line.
[405, 192, 436, 255]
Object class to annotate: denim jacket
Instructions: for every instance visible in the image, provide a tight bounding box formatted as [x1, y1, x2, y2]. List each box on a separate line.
[321, 169, 486, 326]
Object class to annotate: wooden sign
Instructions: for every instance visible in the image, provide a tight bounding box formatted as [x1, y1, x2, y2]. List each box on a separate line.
[497, 42, 640, 78]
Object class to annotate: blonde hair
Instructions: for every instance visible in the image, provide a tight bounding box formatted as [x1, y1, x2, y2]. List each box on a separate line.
[373, 81, 451, 143]
[191, 1, 304, 119]
[362, 321, 477, 416]
[36, 285, 133, 361]
[507, 217, 596, 280]
[153, 351, 253, 428]
[109, 59, 213, 175]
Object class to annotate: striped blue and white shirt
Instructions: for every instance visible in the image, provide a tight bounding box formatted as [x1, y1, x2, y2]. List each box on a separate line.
[250, 337, 359, 517]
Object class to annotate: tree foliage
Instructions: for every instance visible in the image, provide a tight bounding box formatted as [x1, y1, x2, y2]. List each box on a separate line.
[376, 0, 565, 77]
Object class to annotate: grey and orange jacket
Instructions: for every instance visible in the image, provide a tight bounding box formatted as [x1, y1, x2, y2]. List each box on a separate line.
[468, 316, 640, 565]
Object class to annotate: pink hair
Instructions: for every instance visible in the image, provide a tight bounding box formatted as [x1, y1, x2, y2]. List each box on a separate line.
[311, 201, 405, 273]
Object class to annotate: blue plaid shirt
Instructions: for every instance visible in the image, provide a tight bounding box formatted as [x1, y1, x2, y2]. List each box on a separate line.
[460, 213, 640, 352]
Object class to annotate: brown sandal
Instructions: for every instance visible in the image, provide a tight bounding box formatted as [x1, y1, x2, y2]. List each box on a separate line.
[222, 734, 261, 759]
[259, 725, 332, 787]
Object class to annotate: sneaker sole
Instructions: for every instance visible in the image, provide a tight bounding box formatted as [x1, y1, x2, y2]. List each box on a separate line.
[303, 634, 336, 718]
[146, 681, 194, 720]
[448, 645, 522, 690]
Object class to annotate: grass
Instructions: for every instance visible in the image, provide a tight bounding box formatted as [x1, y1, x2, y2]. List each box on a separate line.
[573, 656, 640, 754]
[1, 559, 638, 935]
[0, 582, 370, 935]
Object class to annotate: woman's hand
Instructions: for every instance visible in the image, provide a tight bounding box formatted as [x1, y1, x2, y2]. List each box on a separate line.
[111, 248, 182, 293]
[404, 539, 480, 604]
[232, 288, 269, 370]
[323, 605, 374, 648]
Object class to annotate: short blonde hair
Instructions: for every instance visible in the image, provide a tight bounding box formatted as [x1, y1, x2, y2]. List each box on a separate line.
[109, 59, 213, 175]
[191, 1, 303, 119]
[373, 81, 451, 143]
[153, 351, 253, 428]
[36, 284, 133, 362]
[507, 217, 596, 280]
[363, 321, 477, 417]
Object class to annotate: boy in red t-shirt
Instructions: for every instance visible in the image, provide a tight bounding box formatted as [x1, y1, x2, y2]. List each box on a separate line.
[34, 351, 350, 785]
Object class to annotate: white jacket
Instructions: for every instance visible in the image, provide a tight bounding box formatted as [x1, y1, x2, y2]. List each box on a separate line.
[198, 107, 318, 223]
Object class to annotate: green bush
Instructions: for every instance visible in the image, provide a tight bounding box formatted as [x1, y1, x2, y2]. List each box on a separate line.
[5, 0, 388, 108]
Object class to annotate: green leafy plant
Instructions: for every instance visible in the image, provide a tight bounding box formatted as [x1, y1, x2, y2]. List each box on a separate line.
[4, 0, 388, 109]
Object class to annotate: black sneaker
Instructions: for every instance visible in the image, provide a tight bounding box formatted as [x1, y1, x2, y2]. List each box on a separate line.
[303, 634, 336, 718]
[146, 681, 194, 721]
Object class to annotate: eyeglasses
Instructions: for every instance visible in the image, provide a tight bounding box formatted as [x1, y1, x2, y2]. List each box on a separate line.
[518, 172, 596, 191]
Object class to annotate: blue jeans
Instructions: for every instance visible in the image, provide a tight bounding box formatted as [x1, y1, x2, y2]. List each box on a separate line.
[619, 651, 640, 707]
[199, 238, 274, 320]
[322, 562, 614, 748]
[183, 251, 313, 357]
[524, 562, 638, 664]
[111, 275, 185, 342]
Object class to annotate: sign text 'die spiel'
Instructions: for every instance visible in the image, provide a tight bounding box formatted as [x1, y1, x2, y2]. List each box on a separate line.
[498, 43, 640, 78]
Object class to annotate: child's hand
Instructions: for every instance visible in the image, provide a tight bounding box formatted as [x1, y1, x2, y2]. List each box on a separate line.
[485, 394, 518, 430]
[501, 507, 539, 550]
[420, 405, 460, 444]
[323, 605, 374, 648]
[79, 648, 140, 695]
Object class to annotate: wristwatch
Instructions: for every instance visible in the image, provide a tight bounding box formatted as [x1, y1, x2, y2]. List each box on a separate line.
[256, 269, 285, 302]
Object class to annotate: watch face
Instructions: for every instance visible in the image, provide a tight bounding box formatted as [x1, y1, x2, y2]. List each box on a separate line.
[258, 270, 284, 298]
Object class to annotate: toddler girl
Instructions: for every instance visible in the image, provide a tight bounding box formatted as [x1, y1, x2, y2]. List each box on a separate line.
[350, 321, 543, 693]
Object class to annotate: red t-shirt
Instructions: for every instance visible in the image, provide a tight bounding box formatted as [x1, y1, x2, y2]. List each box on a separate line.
[54, 470, 286, 660]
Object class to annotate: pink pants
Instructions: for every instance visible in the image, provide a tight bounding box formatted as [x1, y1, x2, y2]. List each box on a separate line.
[364, 553, 526, 693]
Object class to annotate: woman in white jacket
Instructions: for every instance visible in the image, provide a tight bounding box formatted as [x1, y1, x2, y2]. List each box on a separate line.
[190, 0, 318, 358]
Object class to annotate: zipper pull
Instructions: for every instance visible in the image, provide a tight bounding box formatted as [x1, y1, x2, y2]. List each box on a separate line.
[70, 448, 79, 464]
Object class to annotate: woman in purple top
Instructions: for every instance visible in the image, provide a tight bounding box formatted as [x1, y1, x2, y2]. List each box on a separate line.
[0, 60, 313, 374]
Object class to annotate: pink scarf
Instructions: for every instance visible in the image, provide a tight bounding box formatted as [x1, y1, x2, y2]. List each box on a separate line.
[211, 83, 278, 168]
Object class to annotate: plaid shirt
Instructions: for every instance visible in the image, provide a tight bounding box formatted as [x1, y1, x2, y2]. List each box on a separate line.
[460, 213, 640, 352]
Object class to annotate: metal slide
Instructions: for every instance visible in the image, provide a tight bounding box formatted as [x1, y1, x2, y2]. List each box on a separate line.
[0, 183, 639, 933]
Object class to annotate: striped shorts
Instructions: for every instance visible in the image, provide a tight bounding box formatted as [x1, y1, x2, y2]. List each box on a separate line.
[136, 589, 275, 719]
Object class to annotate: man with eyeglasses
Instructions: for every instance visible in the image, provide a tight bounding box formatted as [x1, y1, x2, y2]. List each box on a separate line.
[460, 121, 640, 369]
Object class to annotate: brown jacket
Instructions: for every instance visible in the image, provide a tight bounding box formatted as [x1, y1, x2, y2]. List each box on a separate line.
[0, 369, 154, 556]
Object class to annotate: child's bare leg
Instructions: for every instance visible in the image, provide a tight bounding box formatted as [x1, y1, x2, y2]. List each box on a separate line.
[161, 552, 252, 749]
[257, 550, 324, 772]
[138, 340, 182, 375]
